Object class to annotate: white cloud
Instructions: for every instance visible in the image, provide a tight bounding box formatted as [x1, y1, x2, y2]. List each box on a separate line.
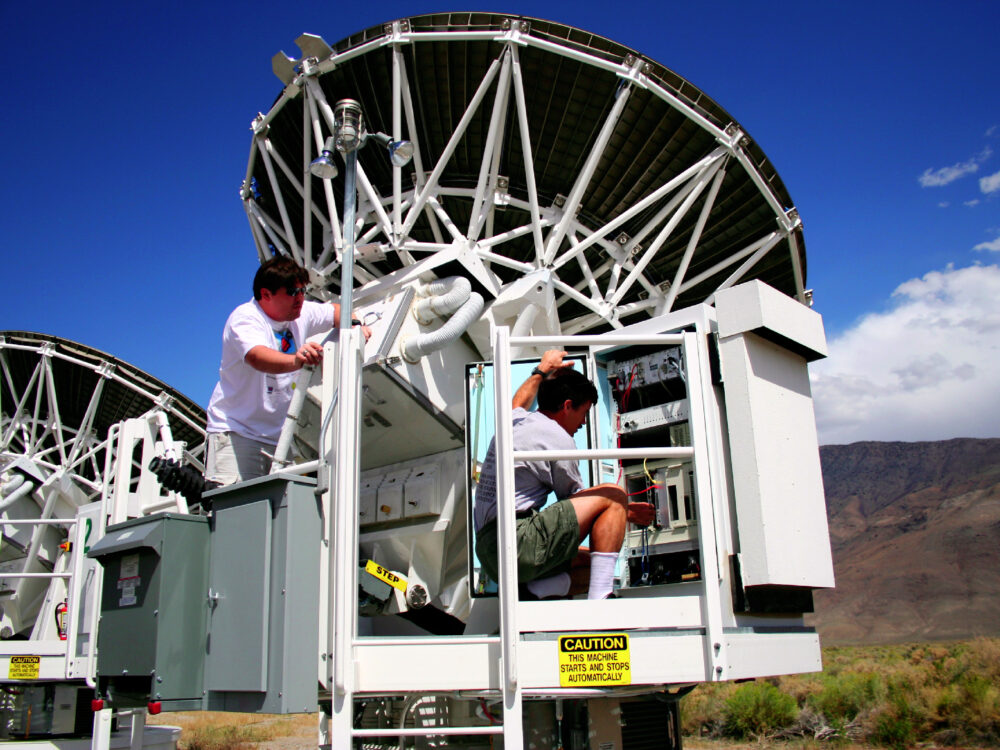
[810, 264, 1000, 444]
[918, 147, 992, 187]
[980, 169, 1000, 194]
[938, 201, 950, 208]
[973, 237, 1000, 252]
[965, 199, 980, 207]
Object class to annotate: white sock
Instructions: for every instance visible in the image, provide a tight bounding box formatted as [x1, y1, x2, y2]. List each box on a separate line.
[588, 552, 619, 600]
[525, 572, 571, 599]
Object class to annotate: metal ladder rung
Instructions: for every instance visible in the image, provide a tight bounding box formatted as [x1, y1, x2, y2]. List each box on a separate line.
[352, 726, 504, 737]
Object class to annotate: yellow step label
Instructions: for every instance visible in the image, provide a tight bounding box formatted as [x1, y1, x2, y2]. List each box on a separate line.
[364, 560, 408, 592]
[558, 633, 631, 687]
[9, 655, 40, 680]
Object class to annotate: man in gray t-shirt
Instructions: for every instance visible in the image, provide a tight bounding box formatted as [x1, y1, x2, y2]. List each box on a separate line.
[474, 350, 654, 600]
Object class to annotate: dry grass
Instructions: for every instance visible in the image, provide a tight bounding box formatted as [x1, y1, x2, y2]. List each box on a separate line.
[147, 711, 316, 750]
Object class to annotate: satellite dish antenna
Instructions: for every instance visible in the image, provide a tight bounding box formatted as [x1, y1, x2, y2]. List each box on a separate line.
[246, 13, 806, 337]
[0, 331, 205, 637]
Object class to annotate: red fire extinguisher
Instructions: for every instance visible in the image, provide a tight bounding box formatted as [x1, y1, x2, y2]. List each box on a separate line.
[55, 601, 68, 641]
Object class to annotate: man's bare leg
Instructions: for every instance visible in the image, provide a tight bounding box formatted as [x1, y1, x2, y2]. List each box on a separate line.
[568, 485, 628, 598]
[567, 484, 655, 598]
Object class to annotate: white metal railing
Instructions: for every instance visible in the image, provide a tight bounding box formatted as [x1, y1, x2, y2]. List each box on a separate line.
[490, 325, 731, 715]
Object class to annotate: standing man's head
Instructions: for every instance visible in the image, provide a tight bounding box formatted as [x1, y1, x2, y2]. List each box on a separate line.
[254, 256, 310, 322]
[537, 368, 598, 436]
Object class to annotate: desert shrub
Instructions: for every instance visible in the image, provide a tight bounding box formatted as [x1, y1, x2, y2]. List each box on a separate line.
[680, 639, 1000, 747]
[679, 682, 736, 737]
[808, 670, 881, 723]
[722, 681, 798, 739]
[869, 701, 916, 749]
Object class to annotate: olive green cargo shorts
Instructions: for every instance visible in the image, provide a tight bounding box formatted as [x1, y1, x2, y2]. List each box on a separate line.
[475, 500, 580, 584]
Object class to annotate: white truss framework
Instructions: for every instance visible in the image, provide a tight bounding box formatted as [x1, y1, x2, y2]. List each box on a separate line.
[0, 336, 205, 500]
[245, 20, 806, 333]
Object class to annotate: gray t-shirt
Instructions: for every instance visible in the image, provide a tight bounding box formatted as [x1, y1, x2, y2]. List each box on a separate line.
[473, 407, 584, 531]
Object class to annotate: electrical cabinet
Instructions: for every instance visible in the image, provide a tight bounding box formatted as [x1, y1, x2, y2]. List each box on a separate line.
[202, 473, 321, 714]
[600, 341, 701, 590]
[88, 513, 210, 710]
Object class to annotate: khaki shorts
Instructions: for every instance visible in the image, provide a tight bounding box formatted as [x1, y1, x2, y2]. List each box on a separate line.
[476, 500, 580, 584]
[204, 431, 273, 485]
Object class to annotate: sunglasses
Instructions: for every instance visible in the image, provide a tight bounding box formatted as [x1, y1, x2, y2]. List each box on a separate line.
[285, 286, 307, 297]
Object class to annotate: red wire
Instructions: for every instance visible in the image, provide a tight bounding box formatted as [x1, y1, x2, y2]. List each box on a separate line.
[627, 484, 662, 497]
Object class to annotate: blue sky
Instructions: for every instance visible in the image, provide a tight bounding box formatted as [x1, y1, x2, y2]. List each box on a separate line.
[2, 0, 998, 445]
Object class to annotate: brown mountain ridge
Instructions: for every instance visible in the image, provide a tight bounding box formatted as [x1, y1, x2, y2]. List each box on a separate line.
[810, 438, 1000, 645]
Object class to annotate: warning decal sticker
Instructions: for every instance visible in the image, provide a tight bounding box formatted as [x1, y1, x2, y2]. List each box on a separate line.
[364, 560, 408, 592]
[558, 633, 631, 687]
[8, 655, 40, 680]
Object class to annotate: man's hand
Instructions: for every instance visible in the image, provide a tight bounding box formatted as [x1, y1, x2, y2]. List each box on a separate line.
[627, 501, 656, 527]
[293, 341, 324, 369]
[538, 349, 576, 374]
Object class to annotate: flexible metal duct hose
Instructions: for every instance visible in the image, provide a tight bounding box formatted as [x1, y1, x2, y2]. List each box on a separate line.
[402, 291, 484, 363]
[412, 277, 473, 325]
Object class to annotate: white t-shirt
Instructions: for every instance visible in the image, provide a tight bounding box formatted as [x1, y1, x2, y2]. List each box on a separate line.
[206, 299, 336, 444]
[473, 407, 584, 531]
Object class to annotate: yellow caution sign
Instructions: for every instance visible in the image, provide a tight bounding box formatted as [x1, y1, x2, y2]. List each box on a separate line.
[558, 633, 631, 687]
[364, 560, 408, 593]
[8, 655, 40, 680]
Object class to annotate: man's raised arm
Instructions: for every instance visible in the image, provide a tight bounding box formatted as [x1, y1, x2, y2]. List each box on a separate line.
[511, 349, 576, 409]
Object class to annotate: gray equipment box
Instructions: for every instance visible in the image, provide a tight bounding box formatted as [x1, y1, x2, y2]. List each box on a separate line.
[202, 473, 321, 714]
[87, 513, 210, 710]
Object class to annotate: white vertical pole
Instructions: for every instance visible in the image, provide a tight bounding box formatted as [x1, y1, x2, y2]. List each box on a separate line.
[92, 708, 113, 750]
[492, 326, 524, 747]
[302, 94, 313, 268]
[392, 44, 403, 242]
[682, 331, 727, 681]
[128, 709, 146, 750]
[329, 328, 362, 744]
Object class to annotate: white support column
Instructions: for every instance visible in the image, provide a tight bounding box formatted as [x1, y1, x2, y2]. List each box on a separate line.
[678, 230, 780, 298]
[244, 202, 271, 263]
[609, 156, 725, 306]
[682, 331, 728, 681]
[41, 357, 68, 466]
[661, 165, 727, 313]
[66, 369, 106, 466]
[510, 45, 545, 263]
[427, 195, 465, 242]
[400, 56, 504, 238]
[787, 227, 807, 303]
[246, 201, 292, 257]
[705, 230, 785, 305]
[468, 48, 512, 240]
[1, 358, 40, 446]
[541, 69, 637, 266]
[355, 163, 395, 242]
[92, 707, 113, 750]
[305, 80, 343, 269]
[492, 326, 524, 748]
[392, 42, 404, 241]
[327, 329, 363, 744]
[302, 94, 313, 268]
[551, 148, 726, 273]
[257, 136, 302, 263]
[128, 709, 146, 750]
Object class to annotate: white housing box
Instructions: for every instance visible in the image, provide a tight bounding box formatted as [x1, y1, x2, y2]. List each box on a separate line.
[715, 281, 835, 588]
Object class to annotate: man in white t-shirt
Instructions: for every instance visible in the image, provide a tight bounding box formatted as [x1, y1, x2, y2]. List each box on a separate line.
[205, 255, 367, 485]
